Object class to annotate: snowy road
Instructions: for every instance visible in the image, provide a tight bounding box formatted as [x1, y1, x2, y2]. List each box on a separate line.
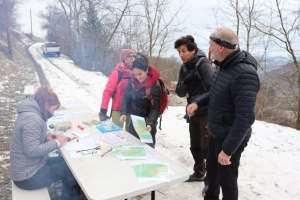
[28, 43, 300, 200]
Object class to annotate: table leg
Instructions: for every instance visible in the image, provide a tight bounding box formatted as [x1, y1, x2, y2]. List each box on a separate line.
[151, 190, 155, 200]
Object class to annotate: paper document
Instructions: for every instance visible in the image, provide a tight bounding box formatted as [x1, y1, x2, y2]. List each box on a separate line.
[70, 132, 90, 138]
[130, 115, 153, 143]
[121, 146, 147, 160]
[109, 145, 155, 160]
[47, 117, 65, 125]
[96, 123, 122, 133]
[100, 132, 128, 144]
[62, 137, 98, 152]
[81, 119, 102, 126]
[131, 163, 170, 182]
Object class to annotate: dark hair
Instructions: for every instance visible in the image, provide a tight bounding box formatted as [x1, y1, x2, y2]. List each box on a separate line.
[132, 53, 149, 72]
[33, 86, 60, 120]
[174, 35, 197, 51]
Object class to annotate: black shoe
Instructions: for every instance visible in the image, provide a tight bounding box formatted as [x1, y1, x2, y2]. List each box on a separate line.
[186, 174, 205, 182]
[202, 185, 209, 197]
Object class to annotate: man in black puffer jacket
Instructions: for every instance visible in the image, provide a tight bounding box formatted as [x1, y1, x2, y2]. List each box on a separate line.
[174, 35, 214, 184]
[187, 27, 260, 200]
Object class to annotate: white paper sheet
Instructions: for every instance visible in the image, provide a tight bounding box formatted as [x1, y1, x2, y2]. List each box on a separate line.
[70, 132, 90, 138]
[62, 137, 98, 152]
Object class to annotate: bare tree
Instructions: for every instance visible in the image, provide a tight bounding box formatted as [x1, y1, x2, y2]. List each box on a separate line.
[254, 0, 300, 129]
[136, 0, 186, 65]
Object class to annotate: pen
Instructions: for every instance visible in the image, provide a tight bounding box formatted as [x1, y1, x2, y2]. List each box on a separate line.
[68, 137, 76, 142]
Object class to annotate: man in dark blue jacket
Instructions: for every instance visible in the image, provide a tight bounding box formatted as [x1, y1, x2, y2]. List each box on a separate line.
[187, 27, 260, 200]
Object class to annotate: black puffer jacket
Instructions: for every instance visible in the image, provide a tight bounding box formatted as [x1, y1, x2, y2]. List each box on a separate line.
[192, 50, 260, 156]
[176, 48, 214, 115]
[121, 66, 162, 128]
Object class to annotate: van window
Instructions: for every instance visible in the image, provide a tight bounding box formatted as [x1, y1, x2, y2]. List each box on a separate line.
[45, 43, 60, 47]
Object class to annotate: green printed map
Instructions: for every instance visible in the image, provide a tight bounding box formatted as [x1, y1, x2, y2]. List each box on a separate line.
[139, 163, 169, 178]
[113, 143, 131, 150]
[135, 119, 152, 140]
[121, 146, 146, 159]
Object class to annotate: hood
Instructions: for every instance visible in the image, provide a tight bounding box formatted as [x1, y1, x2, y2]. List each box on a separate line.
[133, 66, 160, 91]
[184, 48, 206, 70]
[216, 49, 258, 71]
[115, 62, 133, 78]
[17, 98, 43, 118]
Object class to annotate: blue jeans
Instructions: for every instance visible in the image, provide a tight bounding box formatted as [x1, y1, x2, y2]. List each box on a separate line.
[13, 156, 81, 200]
[129, 121, 157, 148]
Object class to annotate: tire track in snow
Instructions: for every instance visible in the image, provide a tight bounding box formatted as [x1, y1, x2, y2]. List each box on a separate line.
[28, 43, 102, 112]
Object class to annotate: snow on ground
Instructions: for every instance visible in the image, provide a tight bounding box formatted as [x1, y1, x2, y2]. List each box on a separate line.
[28, 43, 300, 200]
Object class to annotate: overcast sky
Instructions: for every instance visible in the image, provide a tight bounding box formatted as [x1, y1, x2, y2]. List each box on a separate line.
[17, 0, 299, 58]
[17, 0, 219, 56]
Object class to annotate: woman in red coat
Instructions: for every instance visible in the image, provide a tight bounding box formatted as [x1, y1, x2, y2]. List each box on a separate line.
[99, 49, 135, 130]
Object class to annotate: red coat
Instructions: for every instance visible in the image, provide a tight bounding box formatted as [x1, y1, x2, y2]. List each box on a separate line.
[101, 62, 132, 111]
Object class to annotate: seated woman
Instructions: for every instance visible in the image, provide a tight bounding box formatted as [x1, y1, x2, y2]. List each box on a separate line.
[120, 53, 162, 148]
[10, 86, 81, 200]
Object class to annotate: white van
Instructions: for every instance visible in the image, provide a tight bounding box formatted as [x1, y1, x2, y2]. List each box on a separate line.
[42, 42, 60, 57]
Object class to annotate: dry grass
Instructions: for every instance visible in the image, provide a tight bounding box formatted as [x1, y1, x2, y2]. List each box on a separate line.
[0, 30, 89, 200]
[0, 30, 40, 200]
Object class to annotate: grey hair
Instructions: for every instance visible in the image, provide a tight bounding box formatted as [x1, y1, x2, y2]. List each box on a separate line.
[215, 27, 239, 49]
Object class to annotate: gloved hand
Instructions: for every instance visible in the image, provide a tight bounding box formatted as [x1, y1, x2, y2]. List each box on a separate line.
[183, 113, 190, 123]
[98, 109, 110, 121]
[183, 72, 195, 85]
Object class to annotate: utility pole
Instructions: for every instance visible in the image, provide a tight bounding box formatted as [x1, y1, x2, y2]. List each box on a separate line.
[30, 9, 33, 37]
[3, 0, 12, 57]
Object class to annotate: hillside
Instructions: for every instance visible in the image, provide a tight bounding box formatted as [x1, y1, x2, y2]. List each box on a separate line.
[1, 30, 300, 200]
[0, 29, 44, 199]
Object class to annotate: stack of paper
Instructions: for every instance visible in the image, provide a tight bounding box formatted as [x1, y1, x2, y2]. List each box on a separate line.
[109, 145, 155, 160]
[121, 146, 147, 160]
[81, 119, 102, 127]
[131, 162, 170, 182]
[100, 132, 128, 144]
[62, 137, 101, 158]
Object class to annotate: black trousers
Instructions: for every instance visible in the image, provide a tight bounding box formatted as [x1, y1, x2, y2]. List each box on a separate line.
[189, 114, 210, 183]
[14, 156, 81, 200]
[204, 137, 249, 200]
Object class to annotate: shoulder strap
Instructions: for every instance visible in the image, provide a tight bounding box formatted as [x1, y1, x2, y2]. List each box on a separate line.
[111, 71, 123, 99]
[109, 70, 123, 118]
[195, 57, 208, 92]
[145, 80, 160, 106]
[117, 70, 123, 84]
[145, 87, 153, 105]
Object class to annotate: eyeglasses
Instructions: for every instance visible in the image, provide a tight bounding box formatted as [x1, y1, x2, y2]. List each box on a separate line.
[101, 146, 113, 157]
[126, 55, 136, 59]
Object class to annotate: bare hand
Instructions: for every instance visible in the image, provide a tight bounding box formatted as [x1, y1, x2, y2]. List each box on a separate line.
[119, 115, 126, 123]
[187, 103, 198, 116]
[218, 150, 231, 165]
[56, 136, 68, 147]
[46, 133, 57, 141]
[146, 125, 152, 132]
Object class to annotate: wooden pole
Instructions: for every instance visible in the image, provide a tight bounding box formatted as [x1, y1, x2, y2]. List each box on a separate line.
[30, 9, 33, 37]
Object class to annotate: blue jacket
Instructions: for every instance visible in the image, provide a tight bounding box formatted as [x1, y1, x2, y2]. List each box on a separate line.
[193, 50, 260, 156]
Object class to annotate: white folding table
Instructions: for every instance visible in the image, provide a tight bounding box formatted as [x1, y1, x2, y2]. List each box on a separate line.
[57, 98, 189, 200]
